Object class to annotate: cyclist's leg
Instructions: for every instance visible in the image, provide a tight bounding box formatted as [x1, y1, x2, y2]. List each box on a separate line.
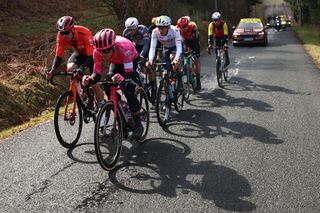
[189, 39, 201, 90]
[223, 39, 230, 67]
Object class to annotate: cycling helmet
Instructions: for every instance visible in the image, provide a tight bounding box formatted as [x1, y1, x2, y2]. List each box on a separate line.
[56, 16, 75, 32]
[151, 17, 157, 25]
[156, 15, 171, 27]
[177, 16, 190, 29]
[212, 12, 221, 21]
[93, 28, 116, 50]
[125, 17, 139, 29]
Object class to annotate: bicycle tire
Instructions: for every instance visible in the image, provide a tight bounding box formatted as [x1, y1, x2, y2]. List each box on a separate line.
[94, 102, 123, 171]
[54, 91, 83, 148]
[216, 59, 223, 87]
[174, 80, 184, 113]
[182, 65, 191, 100]
[156, 79, 170, 127]
[135, 87, 150, 143]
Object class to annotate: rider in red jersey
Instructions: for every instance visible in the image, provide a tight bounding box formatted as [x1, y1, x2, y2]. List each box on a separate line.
[176, 16, 201, 90]
[46, 16, 105, 108]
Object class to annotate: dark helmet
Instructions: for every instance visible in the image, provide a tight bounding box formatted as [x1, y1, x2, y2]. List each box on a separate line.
[56, 16, 75, 32]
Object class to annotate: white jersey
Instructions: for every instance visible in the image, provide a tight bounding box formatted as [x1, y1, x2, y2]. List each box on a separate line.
[149, 25, 182, 61]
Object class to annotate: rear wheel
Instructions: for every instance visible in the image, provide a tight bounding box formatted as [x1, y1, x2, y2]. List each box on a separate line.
[54, 91, 83, 148]
[156, 80, 170, 127]
[174, 79, 184, 113]
[135, 87, 149, 143]
[94, 102, 122, 171]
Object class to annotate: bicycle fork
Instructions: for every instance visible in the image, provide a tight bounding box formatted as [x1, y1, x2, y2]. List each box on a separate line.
[65, 79, 78, 125]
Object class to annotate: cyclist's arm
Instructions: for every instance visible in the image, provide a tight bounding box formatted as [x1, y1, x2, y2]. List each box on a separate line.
[173, 27, 182, 61]
[51, 34, 65, 70]
[208, 22, 214, 46]
[223, 22, 228, 36]
[148, 31, 157, 61]
[88, 50, 103, 84]
[141, 28, 150, 58]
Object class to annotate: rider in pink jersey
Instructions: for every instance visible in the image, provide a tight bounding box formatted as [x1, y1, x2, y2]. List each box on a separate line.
[82, 28, 144, 139]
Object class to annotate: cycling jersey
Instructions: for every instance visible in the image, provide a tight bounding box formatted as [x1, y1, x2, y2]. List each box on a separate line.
[93, 36, 138, 77]
[208, 20, 228, 38]
[122, 25, 150, 58]
[178, 22, 199, 41]
[149, 25, 182, 62]
[55, 25, 94, 57]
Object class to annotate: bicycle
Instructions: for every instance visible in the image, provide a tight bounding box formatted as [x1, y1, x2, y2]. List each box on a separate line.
[155, 63, 184, 127]
[182, 49, 199, 100]
[94, 79, 149, 171]
[50, 71, 99, 148]
[136, 60, 157, 105]
[209, 42, 228, 88]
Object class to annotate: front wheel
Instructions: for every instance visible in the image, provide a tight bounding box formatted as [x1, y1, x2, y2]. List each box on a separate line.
[94, 102, 123, 171]
[156, 79, 170, 127]
[54, 91, 83, 148]
[216, 59, 223, 87]
[182, 65, 191, 100]
[135, 87, 150, 143]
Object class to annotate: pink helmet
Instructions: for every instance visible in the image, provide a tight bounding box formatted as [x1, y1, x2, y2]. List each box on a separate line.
[56, 16, 75, 32]
[93, 28, 116, 50]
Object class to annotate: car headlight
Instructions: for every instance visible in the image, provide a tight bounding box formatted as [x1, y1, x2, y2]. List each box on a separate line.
[258, 31, 265, 35]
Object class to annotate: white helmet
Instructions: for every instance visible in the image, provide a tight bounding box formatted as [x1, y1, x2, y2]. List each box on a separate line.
[125, 17, 139, 29]
[156, 15, 171, 27]
[212, 12, 221, 21]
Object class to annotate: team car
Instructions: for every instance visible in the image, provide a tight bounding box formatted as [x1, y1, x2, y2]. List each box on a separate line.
[232, 18, 268, 46]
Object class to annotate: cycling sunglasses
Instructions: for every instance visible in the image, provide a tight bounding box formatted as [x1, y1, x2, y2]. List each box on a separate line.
[158, 26, 169, 30]
[99, 48, 113, 55]
[60, 31, 71, 35]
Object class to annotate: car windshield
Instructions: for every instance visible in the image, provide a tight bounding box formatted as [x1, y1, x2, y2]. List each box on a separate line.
[238, 22, 263, 28]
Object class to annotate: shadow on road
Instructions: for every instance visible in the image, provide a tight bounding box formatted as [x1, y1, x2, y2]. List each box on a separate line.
[109, 138, 256, 212]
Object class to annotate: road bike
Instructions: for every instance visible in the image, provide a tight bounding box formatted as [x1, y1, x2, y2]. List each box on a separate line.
[209, 43, 228, 87]
[155, 63, 184, 127]
[136, 60, 157, 105]
[94, 79, 149, 171]
[182, 50, 199, 100]
[50, 72, 99, 148]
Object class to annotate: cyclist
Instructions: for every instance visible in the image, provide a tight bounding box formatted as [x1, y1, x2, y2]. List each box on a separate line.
[46, 16, 105, 108]
[146, 15, 183, 91]
[82, 28, 144, 139]
[148, 17, 158, 35]
[176, 16, 201, 90]
[122, 17, 156, 100]
[208, 12, 230, 67]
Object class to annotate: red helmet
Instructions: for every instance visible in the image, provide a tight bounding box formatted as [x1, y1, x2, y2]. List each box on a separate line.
[177, 17, 189, 29]
[56, 16, 75, 32]
[93, 28, 116, 50]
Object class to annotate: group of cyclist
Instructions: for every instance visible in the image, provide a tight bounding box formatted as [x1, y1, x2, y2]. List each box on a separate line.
[46, 11, 230, 140]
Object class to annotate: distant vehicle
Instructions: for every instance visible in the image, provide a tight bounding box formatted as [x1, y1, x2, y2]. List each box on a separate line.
[232, 18, 268, 46]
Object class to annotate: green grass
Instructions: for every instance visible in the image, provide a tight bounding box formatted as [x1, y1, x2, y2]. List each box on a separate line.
[0, 20, 55, 35]
[293, 25, 320, 65]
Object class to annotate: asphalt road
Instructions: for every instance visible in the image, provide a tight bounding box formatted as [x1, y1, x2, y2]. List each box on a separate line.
[1, 28, 320, 212]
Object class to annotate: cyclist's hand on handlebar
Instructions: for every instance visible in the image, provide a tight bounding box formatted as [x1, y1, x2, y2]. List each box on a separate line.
[46, 69, 54, 80]
[171, 59, 179, 71]
[112, 73, 124, 83]
[146, 60, 153, 68]
[73, 68, 84, 80]
[139, 55, 146, 63]
[82, 75, 91, 86]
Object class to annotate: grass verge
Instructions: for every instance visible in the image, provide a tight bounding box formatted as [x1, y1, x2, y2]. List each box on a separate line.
[292, 25, 320, 66]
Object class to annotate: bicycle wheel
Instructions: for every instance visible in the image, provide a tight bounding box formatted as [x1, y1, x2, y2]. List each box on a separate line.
[182, 65, 191, 100]
[94, 102, 123, 171]
[135, 87, 150, 143]
[156, 79, 170, 127]
[216, 59, 223, 87]
[54, 91, 83, 148]
[174, 81, 184, 113]
[222, 54, 228, 81]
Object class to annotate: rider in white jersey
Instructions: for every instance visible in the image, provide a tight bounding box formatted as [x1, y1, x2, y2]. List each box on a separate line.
[147, 15, 183, 91]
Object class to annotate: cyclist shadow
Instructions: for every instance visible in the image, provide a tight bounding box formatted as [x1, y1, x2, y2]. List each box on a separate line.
[66, 142, 98, 164]
[164, 109, 283, 144]
[187, 88, 274, 112]
[110, 138, 256, 212]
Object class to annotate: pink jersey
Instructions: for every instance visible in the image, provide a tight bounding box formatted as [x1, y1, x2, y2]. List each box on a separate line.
[93, 36, 138, 75]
